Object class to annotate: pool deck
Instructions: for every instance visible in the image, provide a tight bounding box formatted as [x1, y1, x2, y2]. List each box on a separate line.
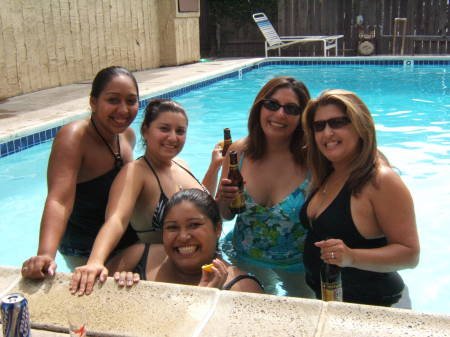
[0, 57, 263, 144]
[1, 266, 450, 337]
[2, 57, 450, 336]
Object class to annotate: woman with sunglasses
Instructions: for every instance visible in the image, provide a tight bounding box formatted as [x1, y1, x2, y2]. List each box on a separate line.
[216, 76, 314, 297]
[300, 89, 419, 307]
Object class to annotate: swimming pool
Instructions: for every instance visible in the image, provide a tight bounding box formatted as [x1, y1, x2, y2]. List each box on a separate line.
[1, 59, 449, 314]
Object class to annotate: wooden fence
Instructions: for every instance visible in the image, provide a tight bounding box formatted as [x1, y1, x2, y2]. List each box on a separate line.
[201, 0, 449, 57]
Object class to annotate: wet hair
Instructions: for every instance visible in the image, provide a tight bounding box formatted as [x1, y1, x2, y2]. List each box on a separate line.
[302, 89, 380, 195]
[247, 76, 311, 165]
[90, 66, 139, 99]
[162, 189, 221, 231]
[140, 99, 188, 145]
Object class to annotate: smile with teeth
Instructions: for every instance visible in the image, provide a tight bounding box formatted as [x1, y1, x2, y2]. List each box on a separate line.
[269, 120, 286, 128]
[176, 245, 198, 255]
[110, 116, 131, 126]
[325, 140, 341, 148]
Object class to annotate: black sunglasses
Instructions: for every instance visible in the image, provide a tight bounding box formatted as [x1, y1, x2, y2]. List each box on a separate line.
[312, 116, 351, 132]
[260, 99, 302, 116]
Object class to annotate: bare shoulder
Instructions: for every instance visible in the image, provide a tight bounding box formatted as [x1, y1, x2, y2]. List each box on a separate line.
[120, 157, 151, 179]
[173, 157, 189, 169]
[54, 119, 89, 147]
[228, 138, 248, 156]
[372, 163, 407, 192]
[364, 163, 412, 203]
[225, 266, 263, 293]
[122, 127, 136, 146]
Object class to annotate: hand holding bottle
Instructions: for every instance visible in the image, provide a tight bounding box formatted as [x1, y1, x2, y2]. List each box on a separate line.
[315, 238, 353, 267]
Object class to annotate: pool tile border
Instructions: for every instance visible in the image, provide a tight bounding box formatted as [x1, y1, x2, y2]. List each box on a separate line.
[1, 57, 450, 158]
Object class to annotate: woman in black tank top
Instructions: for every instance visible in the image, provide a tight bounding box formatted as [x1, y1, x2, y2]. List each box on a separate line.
[22, 66, 140, 279]
[300, 90, 419, 307]
[105, 189, 263, 294]
[70, 99, 224, 295]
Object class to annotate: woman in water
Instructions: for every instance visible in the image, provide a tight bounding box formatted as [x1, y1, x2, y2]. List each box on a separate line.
[71, 189, 263, 295]
[300, 89, 419, 307]
[216, 76, 313, 297]
[22, 66, 140, 278]
[69, 99, 223, 294]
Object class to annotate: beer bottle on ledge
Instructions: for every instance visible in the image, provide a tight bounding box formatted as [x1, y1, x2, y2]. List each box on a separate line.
[320, 261, 343, 302]
[228, 150, 246, 214]
[222, 128, 232, 156]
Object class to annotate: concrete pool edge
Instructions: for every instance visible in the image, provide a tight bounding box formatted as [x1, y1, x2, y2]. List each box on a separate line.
[0, 266, 449, 337]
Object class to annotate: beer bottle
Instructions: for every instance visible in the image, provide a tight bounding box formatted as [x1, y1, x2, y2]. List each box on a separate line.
[320, 262, 343, 301]
[228, 151, 246, 214]
[222, 128, 232, 156]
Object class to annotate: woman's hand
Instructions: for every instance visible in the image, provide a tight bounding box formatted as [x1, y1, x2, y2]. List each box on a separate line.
[21, 255, 57, 279]
[212, 142, 225, 167]
[315, 238, 353, 267]
[198, 259, 228, 289]
[113, 271, 140, 287]
[216, 178, 239, 203]
[69, 263, 109, 296]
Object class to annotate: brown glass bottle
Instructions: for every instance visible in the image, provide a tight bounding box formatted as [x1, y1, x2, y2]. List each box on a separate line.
[228, 150, 246, 214]
[320, 262, 343, 301]
[222, 128, 232, 156]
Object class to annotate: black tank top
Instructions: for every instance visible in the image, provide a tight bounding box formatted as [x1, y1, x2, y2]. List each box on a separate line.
[299, 184, 404, 306]
[60, 167, 138, 257]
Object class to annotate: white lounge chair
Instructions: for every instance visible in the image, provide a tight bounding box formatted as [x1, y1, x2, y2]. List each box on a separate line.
[253, 12, 344, 57]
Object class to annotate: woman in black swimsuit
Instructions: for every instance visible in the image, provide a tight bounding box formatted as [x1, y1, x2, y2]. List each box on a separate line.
[70, 100, 223, 295]
[300, 89, 420, 307]
[74, 189, 263, 294]
[22, 66, 140, 278]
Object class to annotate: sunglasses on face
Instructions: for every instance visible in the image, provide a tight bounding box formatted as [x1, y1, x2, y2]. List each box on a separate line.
[260, 99, 302, 116]
[312, 116, 351, 132]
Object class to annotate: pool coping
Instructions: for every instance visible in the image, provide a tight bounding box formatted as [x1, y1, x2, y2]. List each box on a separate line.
[1, 55, 450, 158]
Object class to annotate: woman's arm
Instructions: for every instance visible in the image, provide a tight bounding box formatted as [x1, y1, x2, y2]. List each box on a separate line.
[201, 142, 224, 196]
[317, 166, 420, 272]
[22, 125, 83, 279]
[70, 163, 146, 295]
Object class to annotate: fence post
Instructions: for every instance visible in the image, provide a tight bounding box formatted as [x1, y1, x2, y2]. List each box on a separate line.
[392, 18, 407, 55]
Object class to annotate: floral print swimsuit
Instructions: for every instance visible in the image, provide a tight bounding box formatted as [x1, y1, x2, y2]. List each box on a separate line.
[222, 153, 309, 272]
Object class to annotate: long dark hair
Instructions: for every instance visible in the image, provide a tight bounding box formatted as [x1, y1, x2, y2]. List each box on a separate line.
[90, 66, 139, 99]
[162, 189, 221, 231]
[247, 76, 310, 165]
[140, 99, 187, 146]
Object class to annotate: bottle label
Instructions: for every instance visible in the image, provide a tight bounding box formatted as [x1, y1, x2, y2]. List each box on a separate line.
[321, 282, 343, 301]
[230, 191, 245, 209]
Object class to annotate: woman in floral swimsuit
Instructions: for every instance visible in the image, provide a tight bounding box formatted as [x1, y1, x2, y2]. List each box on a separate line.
[217, 77, 314, 297]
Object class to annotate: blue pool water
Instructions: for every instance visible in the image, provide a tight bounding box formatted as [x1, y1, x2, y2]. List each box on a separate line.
[1, 63, 449, 314]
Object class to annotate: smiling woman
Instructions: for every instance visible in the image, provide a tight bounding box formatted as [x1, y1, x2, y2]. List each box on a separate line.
[70, 188, 263, 295]
[216, 76, 314, 298]
[69, 99, 224, 295]
[21, 66, 141, 279]
[300, 89, 420, 307]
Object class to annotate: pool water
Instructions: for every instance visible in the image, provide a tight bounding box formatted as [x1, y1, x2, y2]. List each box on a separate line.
[1, 64, 449, 314]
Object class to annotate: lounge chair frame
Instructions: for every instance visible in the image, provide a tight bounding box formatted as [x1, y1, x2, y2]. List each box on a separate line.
[253, 13, 344, 57]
